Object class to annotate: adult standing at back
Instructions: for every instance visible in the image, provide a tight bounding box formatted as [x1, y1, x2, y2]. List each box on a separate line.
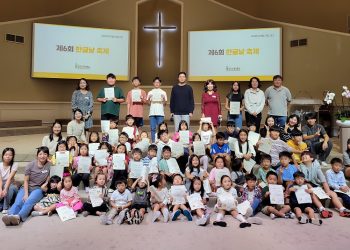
[71, 78, 94, 131]
[170, 72, 194, 132]
[202, 79, 221, 127]
[244, 77, 265, 131]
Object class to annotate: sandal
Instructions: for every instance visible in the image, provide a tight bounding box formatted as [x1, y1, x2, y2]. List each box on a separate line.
[320, 210, 333, 218]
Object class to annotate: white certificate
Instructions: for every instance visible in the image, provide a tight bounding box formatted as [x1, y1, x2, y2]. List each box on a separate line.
[89, 188, 103, 208]
[131, 89, 142, 102]
[334, 189, 350, 196]
[295, 185, 312, 204]
[95, 149, 108, 166]
[187, 193, 205, 210]
[229, 101, 240, 115]
[218, 192, 237, 211]
[104, 87, 115, 99]
[166, 158, 181, 174]
[122, 126, 135, 139]
[88, 143, 100, 156]
[236, 200, 251, 215]
[200, 117, 212, 123]
[179, 130, 190, 145]
[134, 138, 150, 153]
[56, 206, 76, 222]
[312, 187, 330, 200]
[171, 142, 184, 158]
[112, 153, 126, 170]
[215, 168, 231, 187]
[108, 129, 119, 146]
[193, 141, 206, 156]
[151, 89, 163, 102]
[148, 157, 159, 173]
[228, 137, 237, 151]
[248, 131, 260, 146]
[203, 179, 212, 194]
[243, 158, 256, 173]
[55, 151, 70, 167]
[149, 185, 163, 202]
[101, 120, 110, 133]
[269, 184, 284, 205]
[50, 165, 64, 179]
[259, 138, 272, 155]
[170, 185, 187, 205]
[129, 161, 144, 178]
[77, 156, 91, 174]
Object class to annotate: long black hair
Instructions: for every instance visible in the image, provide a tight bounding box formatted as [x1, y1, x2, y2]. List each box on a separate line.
[188, 154, 201, 174]
[49, 121, 63, 142]
[189, 176, 205, 197]
[2, 147, 15, 168]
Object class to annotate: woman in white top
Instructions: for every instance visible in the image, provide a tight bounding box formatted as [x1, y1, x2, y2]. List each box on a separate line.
[244, 77, 265, 131]
[147, 77, 167, 143]
[67, 109, 87, 143]
[42, 121, 65, 156]
[234, 129, 256, 161]
[0, 148, 18, 213]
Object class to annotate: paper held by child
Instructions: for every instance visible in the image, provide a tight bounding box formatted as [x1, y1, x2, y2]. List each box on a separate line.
[229, 101, 240, 115]
[166, 158, 181, 174]
[171, 142, 184, 158]
[101, 120, 110, 133]
[334, 189, 350, 197]
[88, 143, 100, 156]
[151, 89, 163, 102]
[200, 117, 212, 123]
[108, 129, 119, 146]
[50, 165, 64, 179]
[131, 89, 142, 102]
[236, 200, 251, 215]
[134, 138, 150, 153]
[95, 149, 108, 166]
[179, 130, 190, 145]
[258, 138, 272, 155]
[55, 151, 70, 167]
[104, 88, 115, 100]
[269, 184, 285, 205]
[129, 161, 144, 178]
[89, 188, 103, 207]
[149, 185, 162, 202]
[218, 192, 238, 211]
[193, 141, 206, 156]
[187, 193, 205, 210]
[77, 156, 91, 174]
[215, 168, 231, 187]
[112, 153, 126, 170]
[228, 137, 237, 152]
[148, 157, 159, 174]
[248, 131, 260, 146]
[203, 179, 212, 194]
[312, 187, 330, 200]
[243, 159, 256, 173]
[170, 185, 187, 205]
[295, 185, 312, 204]
[56, 206, 76, 222]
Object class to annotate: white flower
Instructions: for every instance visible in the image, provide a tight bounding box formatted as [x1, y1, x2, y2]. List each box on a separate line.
[342, 92, 347, 97]
[343, 86, 348, 90]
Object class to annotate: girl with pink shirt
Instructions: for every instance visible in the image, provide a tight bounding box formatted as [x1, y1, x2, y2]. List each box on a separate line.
[56, 175, 83, 213]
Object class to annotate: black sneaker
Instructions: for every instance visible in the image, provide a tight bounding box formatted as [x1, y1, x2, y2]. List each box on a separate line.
[125, 210, 133, 225]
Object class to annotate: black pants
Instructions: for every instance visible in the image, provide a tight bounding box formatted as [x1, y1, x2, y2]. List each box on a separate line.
[83, 202, 108, 215]
[309, 140, 333, 162]
[101, 113, 119, 122]
[72, 173, 90, 188]
[245, 112, 262, 131]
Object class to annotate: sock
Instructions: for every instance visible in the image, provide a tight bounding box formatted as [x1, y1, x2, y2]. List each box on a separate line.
[340, 207, 346, 212]
[319, 206, 325, 212]
[216, 213, 224, 221]
[236, 214, 247, 223]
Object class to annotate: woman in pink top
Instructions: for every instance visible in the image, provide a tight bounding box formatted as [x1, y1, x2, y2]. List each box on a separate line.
[201, 79, 222, 127]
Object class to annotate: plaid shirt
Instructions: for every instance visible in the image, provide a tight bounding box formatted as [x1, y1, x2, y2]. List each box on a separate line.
[241, 186, 262, 204]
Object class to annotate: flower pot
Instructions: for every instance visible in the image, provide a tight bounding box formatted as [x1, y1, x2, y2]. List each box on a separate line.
[336, 120, 350, 152]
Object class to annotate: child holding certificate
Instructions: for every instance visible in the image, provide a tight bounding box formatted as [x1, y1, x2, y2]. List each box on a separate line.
[122, 115, 139, 145]
[189, 176, 210, 226]
[118, 132, 131, 153]
[110, 144, 129, 190]
[198, 120, 216, 147]
[126, 76, 147, 129]
[51, 140, 73, 176]
[82, 173, 109, 217]
[261, 171, 294, 219]
[185, 154, 207, 190]
[127, 148, 144, 187]
[189, 133, 209, 171]
[288, 171, 322, 225]
[172, 120, 193, 149]
[209, 156, 231, 192]
[150, 174, 170, 223]
[56, 175, 83, 214]
[234, 129, 256, 162]
[128, 177, 150, 224]
[72, 144, 92, 192]
[213, 175, 251, 228]
[210, 132, 231, 169]
[31, 175, 62, 217]
[93, 142, 113, 181]
[169, 174, 192, 221]
[158, 146, 175, 183]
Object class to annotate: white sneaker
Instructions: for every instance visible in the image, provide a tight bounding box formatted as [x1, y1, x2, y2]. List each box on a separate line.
[1, 210, 8, 214]
[270, 213, 276, 220]
[321, 161, 328, 167]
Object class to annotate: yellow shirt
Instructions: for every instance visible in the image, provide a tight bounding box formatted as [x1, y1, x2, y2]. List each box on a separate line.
[287, 140, 307, 164]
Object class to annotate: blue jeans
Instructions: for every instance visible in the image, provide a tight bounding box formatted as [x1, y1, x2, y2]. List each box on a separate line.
[9, 187, 44, 221]
[173, 115, 190, 132]
[336, 192, 350, 209]
[150, 115, 164, 143]
[272, 116, 287, 127]
[227, 112, 243, 129]
[251, 197, 261, 215]
[0, 183, 18, 211]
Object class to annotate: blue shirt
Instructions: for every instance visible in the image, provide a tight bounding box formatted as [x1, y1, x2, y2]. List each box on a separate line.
[210, 143, 230, 155]
[277, 164, 298, 181]
[326, 169, 346, 190]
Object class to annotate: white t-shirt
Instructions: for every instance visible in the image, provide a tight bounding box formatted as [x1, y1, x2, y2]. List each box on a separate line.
[200, 130, 213, 145]
[111, 189, 132, 207]
[247, 190, 255, 203]
[216, 187, 238, 199]
[0, 162, 18, 182]
[147, 88, 167, 116]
